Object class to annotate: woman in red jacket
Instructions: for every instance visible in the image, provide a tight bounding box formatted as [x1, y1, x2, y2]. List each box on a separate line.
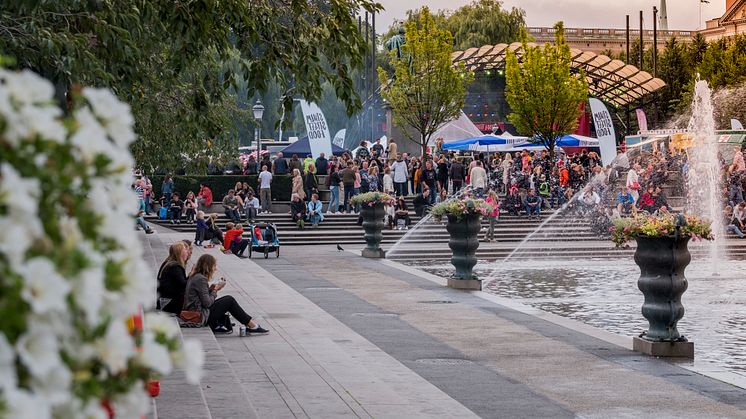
[197, 183, 213, 211]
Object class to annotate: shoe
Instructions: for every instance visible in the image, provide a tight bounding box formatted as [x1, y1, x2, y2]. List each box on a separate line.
[170, 220, 175, 224]
[177, 220, 181, 224]
[247, 326, 269, 334]
[145, 229, 155, 234]
[236, 254, 248, 259]
[195, 242, 202, 246]
[213, 325, 233, 334]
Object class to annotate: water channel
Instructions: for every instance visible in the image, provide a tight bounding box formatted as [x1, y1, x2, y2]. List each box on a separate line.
[405, 258, 746, 375]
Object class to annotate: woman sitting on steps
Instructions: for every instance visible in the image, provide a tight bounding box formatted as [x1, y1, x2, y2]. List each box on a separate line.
[183, 254, 269, 335]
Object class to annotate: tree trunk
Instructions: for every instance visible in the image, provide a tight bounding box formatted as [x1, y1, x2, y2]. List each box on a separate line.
[420, 132, 428, 158]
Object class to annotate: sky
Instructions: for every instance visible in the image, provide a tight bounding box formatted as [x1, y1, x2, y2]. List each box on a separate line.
[375, 0, 726, 32]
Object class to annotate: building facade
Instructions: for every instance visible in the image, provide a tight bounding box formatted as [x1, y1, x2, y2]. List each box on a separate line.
[701, 0, 746, 42]
[527, 26, 693, 54]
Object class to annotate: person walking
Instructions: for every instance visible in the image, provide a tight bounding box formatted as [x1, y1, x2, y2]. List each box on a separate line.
[258, 165, 273, 213]
[469, 160, 487, 197]
[340, 162, 356, 213]
[162, 175, 174, 208]
[449, 158, 464, 193]
[291, 168, 306, 201]
[485, 190, 500, 242]
[391, 154, 408, 197]
[387, 139, 398, 163]
[326, 165, 341, 214]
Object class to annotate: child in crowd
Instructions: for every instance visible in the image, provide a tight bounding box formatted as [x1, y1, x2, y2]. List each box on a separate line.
[195, 211, 208, 246]
[223, 223, 249, 257]
[184, 191, 197, 223]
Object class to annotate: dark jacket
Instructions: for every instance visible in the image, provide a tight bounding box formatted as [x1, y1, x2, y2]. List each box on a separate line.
[184, 273, 216, 326]
[340, 168, 356, 186]
[273, 158, 289, 175]
[413, 194, 428, 216]
[449, 162, 464, 181]
[157, 262, 187, 314]
[291, 199, 306, 221]
[315, 157, 329, 175]
[289, 158, 303, 174]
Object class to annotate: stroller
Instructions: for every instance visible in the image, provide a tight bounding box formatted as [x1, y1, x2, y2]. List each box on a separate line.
[248, 223, 280, 258]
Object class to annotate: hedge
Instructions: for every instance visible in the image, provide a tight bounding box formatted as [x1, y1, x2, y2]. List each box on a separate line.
[150, 175, 293, 202]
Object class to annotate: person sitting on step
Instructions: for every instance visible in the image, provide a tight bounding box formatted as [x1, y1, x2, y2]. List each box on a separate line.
[394, 197, 411, 230]
[306, 193, 324, 227]
[290, 193, 307, 228]
[223, 223, 250, 258]
[243, 192, 260, 222]
[413, 188, 430, 217]
[183, 254, 269, 335]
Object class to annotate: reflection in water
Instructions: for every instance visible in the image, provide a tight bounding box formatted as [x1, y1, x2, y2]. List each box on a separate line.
[406, 259, 746, 374]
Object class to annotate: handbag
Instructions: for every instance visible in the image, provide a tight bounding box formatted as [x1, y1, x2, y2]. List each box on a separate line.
[630, 181, 641, 190]
[179, 310, 201, 324]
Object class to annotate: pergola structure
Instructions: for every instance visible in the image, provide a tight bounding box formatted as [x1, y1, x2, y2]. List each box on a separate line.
[451, 42, 665, 108]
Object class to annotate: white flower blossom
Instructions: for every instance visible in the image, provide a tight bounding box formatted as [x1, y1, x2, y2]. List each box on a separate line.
[112, 385, 149, 419]
[83, 87, 136, 148]
[70, 107, 109, 160]
[3, 69, 55, 105]
[53, 398, 108, 419]
[178, 339, 205, 384]
[18, 257, 71, 314]
[73, 267, 105, 326]
[0, 216, 35, 266]
[15, 323, 62, 378]
[95, 320, 135, 374]
[0, 163, 41, 217]
[0, 333, 17, 390]
[145, 312, 180, 340]
[3, 388, 52, 419]
[138, 331, 172, 375]
[31, 363, 72, 406]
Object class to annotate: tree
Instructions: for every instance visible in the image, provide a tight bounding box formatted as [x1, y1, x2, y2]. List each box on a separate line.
[377, 7, 474, 157]
[0, 0, 380, 172]
[505, 22, 588, 161]
[443, 0, 526, 51]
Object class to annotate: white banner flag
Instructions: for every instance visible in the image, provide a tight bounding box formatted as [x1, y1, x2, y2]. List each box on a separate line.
[731, 119, 744, 130]
[300, 100, 333, 159]
[589, 98, 617, 167]
[636, 108, 648, 132]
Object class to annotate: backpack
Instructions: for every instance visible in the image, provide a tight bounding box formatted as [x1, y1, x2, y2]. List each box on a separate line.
[158, 206, 168, 220]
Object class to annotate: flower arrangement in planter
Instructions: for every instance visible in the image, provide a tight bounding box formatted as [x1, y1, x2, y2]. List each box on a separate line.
[610, 214, 714, 247]
[350, 191, 396, 207]
[430, 197, 494, 222]
[0, 69, 202, 418]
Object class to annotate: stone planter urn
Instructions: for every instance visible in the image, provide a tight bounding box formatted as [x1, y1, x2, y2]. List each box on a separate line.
[632, 235, 694, 358]
[360, 202, 385, 258]
[445, 213, 481, 290]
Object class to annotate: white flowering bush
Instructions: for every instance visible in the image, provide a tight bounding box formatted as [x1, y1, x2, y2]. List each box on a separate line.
[0, 69, 203, 418]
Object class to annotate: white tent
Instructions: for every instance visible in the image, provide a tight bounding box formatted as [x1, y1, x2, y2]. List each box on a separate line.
[430, 111, 484, 145]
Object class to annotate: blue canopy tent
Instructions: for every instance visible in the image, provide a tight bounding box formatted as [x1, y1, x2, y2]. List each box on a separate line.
[442, 134, 527, 152]
[515, 134, 598, 148]
[279, 137, 348, 157]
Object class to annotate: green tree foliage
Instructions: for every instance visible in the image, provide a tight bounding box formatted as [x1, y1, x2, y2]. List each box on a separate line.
[443, 0, 526, 51]
[0, 0, 380, 173]
[505, 23, 588, 161]
[378, 7, 474, 156]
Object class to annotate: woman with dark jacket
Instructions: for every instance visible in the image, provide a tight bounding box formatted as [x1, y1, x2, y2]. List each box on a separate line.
[290, 193, 307, 228]
[394, 197, 411, 229]
[157, 241, 191, 314]
[303, 164, 318, 201]
[183, 254, 268, 334]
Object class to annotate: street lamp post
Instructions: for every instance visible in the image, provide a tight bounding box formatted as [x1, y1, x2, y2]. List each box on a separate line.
[252, 99, 265, 162]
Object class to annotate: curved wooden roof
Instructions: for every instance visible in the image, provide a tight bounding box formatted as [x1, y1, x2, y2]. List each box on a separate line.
[452, 42, 665, 107]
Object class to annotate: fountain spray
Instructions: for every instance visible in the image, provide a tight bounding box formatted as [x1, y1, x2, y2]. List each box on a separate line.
[687, 79, 724, 275]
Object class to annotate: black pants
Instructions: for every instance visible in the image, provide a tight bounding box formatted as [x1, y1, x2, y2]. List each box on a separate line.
[230, 239, 249, 255]
[207, 295, 252, 328]
[395, 182, 407, 197]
